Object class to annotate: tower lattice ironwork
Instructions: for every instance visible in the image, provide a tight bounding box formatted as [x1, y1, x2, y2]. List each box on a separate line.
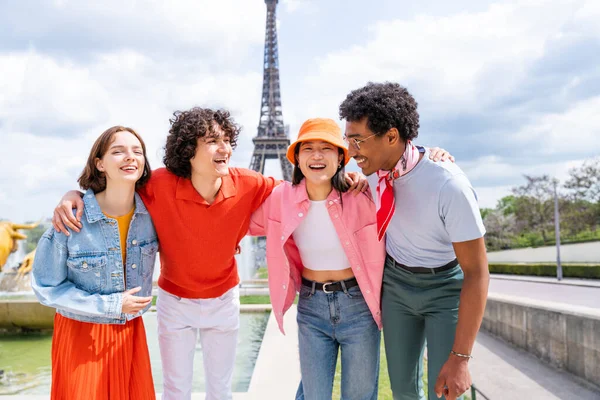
[249, 0, 293, 181]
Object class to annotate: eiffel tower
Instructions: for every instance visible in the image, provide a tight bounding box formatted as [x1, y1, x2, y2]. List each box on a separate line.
[249, 0, 293, 181]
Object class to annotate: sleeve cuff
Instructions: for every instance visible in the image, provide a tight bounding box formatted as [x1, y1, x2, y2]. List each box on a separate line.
[106, 293, 123, 318]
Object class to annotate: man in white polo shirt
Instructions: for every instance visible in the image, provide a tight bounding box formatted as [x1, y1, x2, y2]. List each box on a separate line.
[339, 82, 489, 400]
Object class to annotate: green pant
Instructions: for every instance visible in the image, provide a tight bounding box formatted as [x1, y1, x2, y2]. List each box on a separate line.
[382, 255, 464, 400]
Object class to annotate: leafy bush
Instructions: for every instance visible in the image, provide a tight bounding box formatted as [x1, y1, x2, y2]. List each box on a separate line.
[489, 263, 600, 279]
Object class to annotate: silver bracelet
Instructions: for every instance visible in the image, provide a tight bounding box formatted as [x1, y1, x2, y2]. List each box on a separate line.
[450, 350, 473, 359]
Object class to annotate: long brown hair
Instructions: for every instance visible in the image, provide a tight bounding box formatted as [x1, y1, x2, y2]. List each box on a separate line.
[78, 126, 151, 193]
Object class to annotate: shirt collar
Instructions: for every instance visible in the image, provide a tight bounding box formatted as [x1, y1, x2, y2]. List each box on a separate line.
[175, 174, 237, 205]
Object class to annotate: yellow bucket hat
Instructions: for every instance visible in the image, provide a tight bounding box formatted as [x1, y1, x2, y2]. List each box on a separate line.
[286, 118, 350, 165]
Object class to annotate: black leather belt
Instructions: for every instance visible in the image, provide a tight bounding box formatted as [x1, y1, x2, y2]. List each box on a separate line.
[301, 277, 358, 293]
[387, 256, 459, 274]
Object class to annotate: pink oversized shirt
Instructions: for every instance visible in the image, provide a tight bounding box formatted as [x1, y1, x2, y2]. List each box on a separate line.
[248, 180, 386, 334]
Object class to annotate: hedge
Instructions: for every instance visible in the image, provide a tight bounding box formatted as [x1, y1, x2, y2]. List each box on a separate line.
[489, 263, 600, 279]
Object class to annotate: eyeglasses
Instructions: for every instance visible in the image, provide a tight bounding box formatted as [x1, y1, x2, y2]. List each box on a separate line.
[343, 133, 377, 150]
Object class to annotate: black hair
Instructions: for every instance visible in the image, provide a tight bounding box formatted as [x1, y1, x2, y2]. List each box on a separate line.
[339, 81, 419, 141]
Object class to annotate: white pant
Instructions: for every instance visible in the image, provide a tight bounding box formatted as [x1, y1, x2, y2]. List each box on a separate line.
[157, 286, 240, 400]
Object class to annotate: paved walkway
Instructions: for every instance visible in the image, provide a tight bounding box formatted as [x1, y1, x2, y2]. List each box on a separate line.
[489, 275, 600, 309]
[487, 241, 600, 263]
[471, 330, 600, 399]
[491, 274, 600, 288]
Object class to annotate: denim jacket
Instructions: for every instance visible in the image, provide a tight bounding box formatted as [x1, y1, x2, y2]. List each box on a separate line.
[32, 189, 158, 324]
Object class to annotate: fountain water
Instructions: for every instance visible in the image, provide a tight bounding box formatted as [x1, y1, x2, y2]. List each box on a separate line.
[236, 236, 257, 281]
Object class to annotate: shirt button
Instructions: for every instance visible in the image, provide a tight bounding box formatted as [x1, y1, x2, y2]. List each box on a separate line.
[366, 289, 371, 294]
[329, 201, 333, 205]
[82, 262, 88, 269]
[132, 240, 137, 245]
[335, 215, 339, 218]
[298, 213, 303, 217]
[357, 267, 361, 271]
[282, 285, 286, 289]
[345, 241, 350, 245]
[131, 264, 137, 269]
[281, 236, 285, 241]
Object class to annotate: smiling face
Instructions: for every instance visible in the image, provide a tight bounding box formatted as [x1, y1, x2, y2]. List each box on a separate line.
[190, 126, 233, 178]
[95, 130, 146, 187]
[345, 117, 401, 176]
[296, 140, 344, 187]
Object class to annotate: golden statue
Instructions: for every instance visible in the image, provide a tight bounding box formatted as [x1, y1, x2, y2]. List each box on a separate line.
[0, 221, 39, 276]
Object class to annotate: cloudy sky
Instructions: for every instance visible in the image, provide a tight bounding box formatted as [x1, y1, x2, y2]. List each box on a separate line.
[1, 0, 599, 222]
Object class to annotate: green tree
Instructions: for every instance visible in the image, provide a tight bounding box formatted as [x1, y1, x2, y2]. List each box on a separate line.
[496, 195, 517, 216]
[564, 157, 600, 202]
[24, 222, 49, 253]
[512, 175, 556, 245]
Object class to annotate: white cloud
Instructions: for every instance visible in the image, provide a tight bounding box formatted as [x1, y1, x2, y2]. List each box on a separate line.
[510, 95, 600, 155]
[1, 0, 599, 221]
[281, 0, 318, 14]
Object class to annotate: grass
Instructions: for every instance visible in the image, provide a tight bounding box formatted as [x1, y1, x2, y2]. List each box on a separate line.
[240, 295, 272, 304]
[255, 267, 268, 279]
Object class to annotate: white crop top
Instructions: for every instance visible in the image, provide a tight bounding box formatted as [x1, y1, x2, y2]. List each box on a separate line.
[292, 200, 351, 271]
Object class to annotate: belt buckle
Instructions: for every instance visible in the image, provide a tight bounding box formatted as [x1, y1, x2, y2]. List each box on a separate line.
[322, 282, 333, 294]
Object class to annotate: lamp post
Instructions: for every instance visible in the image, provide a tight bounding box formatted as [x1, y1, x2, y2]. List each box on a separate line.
[553, 179, 563, 281]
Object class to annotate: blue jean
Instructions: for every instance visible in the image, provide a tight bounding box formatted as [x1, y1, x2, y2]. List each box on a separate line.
[295, 283, 380, 400]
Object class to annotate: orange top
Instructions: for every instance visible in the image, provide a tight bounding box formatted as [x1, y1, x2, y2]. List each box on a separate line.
[138, 168, 277, 299]
[104, 207, 135, 266]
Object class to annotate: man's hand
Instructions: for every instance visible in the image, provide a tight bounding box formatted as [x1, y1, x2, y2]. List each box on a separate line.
[345, 171, 369, 194]
[121, 287, 153, 315]
[52, 191, 84, 235]
[434, 356, 472, 399]
[429, 147, 455, 162]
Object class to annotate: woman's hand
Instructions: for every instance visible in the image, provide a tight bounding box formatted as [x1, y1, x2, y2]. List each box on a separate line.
[121, 287, 153, 315]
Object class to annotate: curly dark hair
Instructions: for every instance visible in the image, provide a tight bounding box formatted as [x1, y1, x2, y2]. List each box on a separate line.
[339, 82, 420, 141]
[163, 107, 240, 178]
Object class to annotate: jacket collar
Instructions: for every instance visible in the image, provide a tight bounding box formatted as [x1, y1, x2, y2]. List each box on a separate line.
[83, 188, 149, 223]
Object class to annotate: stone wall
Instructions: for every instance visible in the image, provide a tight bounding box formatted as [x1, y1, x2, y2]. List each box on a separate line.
[482, 293, 600, 389]
[0, 299, 54, 331]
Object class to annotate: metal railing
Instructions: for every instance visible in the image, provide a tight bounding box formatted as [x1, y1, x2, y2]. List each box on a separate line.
[470, 384, 491, 400]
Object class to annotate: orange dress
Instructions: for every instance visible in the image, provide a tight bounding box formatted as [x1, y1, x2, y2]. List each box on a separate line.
[50, 209, 155, 399]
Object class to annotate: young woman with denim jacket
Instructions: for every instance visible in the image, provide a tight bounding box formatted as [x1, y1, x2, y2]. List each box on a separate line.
[32, 126, 158, 400]
[249, 118, 451, 400]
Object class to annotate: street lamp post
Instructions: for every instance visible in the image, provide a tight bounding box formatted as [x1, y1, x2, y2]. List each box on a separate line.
[553, 180, 563, 281]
